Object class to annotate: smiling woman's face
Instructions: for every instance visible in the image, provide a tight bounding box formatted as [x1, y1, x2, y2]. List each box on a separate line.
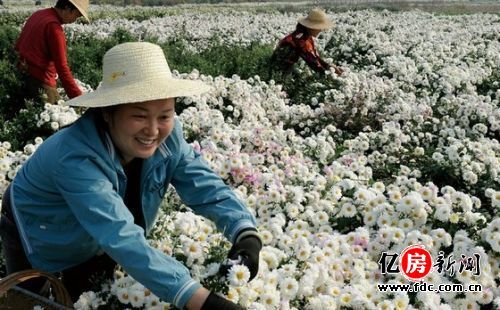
[104, 98, 176, 165]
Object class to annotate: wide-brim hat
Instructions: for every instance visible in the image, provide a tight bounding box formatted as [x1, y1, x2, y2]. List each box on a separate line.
[298, 8, 334, 30]
[64, 42, 211, 108]
[69, 0, 90, 23]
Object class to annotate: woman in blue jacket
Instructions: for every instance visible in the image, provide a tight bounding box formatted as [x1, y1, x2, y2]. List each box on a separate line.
[0, 42, 261, 309]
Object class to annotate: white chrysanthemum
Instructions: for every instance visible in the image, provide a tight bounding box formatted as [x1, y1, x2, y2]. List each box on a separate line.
[279, 277, 299, 300]
[228, 265, 251, 286]
[259, 229, 274, 245]
[398, 218, 414, 232]
[116, 287, 130, 304]
[307, 294, 337, 309]
[285, 204, 301, 219]
[372, 181, 386, 193]
[247, 302, 267, 310]
[264, 271, 280, 288]
[74, 291, 105, 310]
[362, 210, 377, 226]
[434, 204, 452, 222]
[259, 290, 280, 309]
[50, 121, 60, 130]
[226, 287, 240, 304]
[1, 141, 11, 150]
[183, 241, 203, 260]
[267, 188, 282, 203]
[453, 298, 479, 310]
[483, 218, 500, 252]
[314, 210, 330, 225]
[396, 192, 421, 213]
[378, 299, 395, 310]
[354, 188, 375, 203]
[491, 190, 500, 208]
[128, 286, 146, 308]
[449, 212, 460, 224]
[388, 190, 402, 203]
[0, 160, 11, 173]
[150, 299, 170, 309]
[430, 228, 452, 247]
[419, 186, 436, 201]
[294, 245, 310, 262]
[376, 212, 393, 228]
[261, 249, 279, 269]
[477, 288, 494, 305]
[339, 292, 353, 307]
[23, 144, 37, 155]
[339, 203, 357, 218]
[394, 293, 409, 310]
[391, 228, 405, 244]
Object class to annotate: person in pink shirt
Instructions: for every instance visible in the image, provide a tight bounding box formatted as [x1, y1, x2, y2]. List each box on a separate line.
[15, 0, 89, 104]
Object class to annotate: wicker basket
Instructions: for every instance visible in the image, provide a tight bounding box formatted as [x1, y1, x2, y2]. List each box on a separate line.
[0, 269, 73, 309]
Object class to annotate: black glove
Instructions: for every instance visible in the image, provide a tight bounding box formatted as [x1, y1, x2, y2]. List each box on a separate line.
[201, 291, 244, 310]
[220, 229, 262, 281]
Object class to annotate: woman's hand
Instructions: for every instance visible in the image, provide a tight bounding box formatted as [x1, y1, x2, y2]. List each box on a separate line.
[201, 291, 244, 310]
[186, 287, 243, 310]
[334, 65, 344, 76]
[222, 232, 262, 281]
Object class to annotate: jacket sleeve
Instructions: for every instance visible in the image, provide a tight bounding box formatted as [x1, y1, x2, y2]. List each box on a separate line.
[169, 122, 258, 243]
[297, 38, 330, 73]
[46, 22, 82, 98]
[53, 155, 200, 309]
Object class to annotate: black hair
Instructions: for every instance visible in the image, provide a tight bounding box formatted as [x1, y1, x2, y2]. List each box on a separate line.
[55, 0, 78, 11]
[295, 23, 311, 35]
[87, 106, 119, 131]
[81, 108, 112, 148]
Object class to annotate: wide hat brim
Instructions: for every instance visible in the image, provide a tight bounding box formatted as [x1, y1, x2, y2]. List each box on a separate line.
[69, 0, 90, 22]
[298, 17, 334, 30]
[64, 78, 211, 108]
[65, 41, 212, 108]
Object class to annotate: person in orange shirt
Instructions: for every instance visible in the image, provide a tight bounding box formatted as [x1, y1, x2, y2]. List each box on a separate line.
[15, 0, 89, 104]
[271, 8, 343, 75]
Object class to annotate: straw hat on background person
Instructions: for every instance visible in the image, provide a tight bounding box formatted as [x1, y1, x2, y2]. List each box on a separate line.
[298, 8, 334, 30]
[69, 0, 90, 23]
[64, 42, 210, 108]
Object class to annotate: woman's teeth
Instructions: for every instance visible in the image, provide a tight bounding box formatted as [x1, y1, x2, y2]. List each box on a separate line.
[137, 138, 155, 145]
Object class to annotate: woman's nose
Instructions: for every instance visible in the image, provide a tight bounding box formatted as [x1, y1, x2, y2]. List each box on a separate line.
[144, 119, 159, 136]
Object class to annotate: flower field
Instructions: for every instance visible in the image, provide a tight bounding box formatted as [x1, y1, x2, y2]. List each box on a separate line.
[0, 3, 499, 310]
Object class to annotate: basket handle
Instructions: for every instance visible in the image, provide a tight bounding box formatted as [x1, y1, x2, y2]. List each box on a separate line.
[0, 269, 73, 307]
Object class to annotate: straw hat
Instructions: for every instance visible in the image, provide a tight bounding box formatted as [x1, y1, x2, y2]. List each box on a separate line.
[298, 8, 334, 30]
[64, 42, 210, 108]
[69, 0, 90, 23]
